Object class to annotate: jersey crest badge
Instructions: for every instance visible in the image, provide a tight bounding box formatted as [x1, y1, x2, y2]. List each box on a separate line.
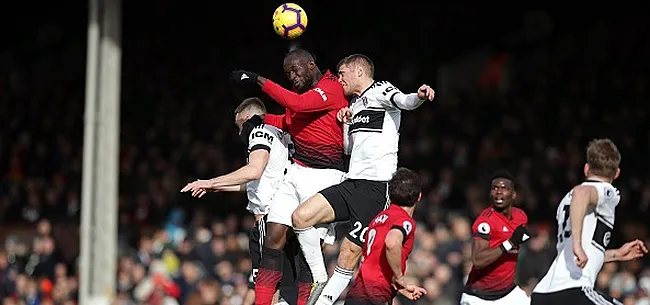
[358, 96, 368, 107]
[402, 221, 412, 235]
[477, 222, 491, 234]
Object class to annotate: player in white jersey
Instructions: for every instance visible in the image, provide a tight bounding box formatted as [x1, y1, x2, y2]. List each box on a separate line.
[181, 97, 299, 305]
[532, 139, 648, 305]
[291, 54, 435, 305]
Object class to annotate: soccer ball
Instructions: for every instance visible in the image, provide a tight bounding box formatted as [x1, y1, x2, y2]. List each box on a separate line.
[272, 3, 308, 40]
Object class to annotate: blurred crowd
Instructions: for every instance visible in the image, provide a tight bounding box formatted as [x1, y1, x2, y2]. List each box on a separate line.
[1, 9, 650, 305]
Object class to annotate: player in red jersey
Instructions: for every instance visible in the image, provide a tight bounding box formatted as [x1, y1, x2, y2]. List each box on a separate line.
[461, 171, 531, 305]
[230, 49, 349, 305]
[231, 49, 346, 170]
[344, 168, 427, 305]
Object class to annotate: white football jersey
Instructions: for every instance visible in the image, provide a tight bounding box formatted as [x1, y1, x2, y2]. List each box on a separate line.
[534, 180, 620, 293]
[245, 125, 292, 215]
[346, 81, 422, 181]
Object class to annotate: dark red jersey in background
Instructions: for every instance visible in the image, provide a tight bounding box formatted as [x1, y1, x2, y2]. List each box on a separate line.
[262, 70, 348, 171]
[347, 204, 416, 304]
[464, 206, 528, 299]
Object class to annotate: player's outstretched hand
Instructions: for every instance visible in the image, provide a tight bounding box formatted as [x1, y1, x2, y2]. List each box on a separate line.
[509, 225, 531, 247]
[398, 285, 427, 301]
[574, 246, 588, 268]
[616, 239, 649, 262]
[230, 70, 259, 85]
[337, 107, 353, 124]
[180, 180, 213, 198]
[417, 84, 435, 101]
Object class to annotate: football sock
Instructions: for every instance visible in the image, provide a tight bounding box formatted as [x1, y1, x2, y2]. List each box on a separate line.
[316, 266, 354, 305]
[294, 226, 328, 282]
[297, 282, 312, 305]
[255, 246, 284, 305]
[297, 252, 314, 305]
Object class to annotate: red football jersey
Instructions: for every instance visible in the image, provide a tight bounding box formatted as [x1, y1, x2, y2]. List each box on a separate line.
[262, 70, 348, 171]
[465, 206, 528, 294]
[347, 204, 416, 304]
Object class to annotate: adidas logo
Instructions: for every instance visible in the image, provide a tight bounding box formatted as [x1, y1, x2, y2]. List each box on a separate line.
[241, 73, 249, 80]
[502, 226, 509, 232]
[522, 233, 530, 242]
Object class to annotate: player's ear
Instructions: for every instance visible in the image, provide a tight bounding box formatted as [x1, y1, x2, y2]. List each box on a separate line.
[614, 168, 620, 180]
[512, 191, 517, 201]
[583, 163, 590, 177]
[356, 66, 364, 78]
[308, 61, 316, 70]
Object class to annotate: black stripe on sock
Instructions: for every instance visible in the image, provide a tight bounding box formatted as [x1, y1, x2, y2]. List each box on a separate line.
[334, 265, 354, 276]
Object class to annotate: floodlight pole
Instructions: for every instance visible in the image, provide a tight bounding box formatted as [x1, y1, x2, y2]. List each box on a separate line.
[80, 0, 122, 304]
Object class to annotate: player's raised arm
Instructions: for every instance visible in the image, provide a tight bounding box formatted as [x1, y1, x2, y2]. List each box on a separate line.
[263, 113, 287, 130]
[230, 51, 344, 113]
[260, 77, 340, 112]
[569, 185, 599, 268]
[381, 83, 435, 111]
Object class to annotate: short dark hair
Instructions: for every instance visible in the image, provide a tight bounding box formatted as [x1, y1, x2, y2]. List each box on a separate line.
[234, 97, 266, 116]
[586, 138, 621, 179]
[389, 168, 421, 207]
[285, 48, 315, 62]
[336, 54, 375, 78]
[491, 170, 515, 188]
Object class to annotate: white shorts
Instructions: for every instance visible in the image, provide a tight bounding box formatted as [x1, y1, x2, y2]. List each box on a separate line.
[461, 286, 530, 305]
[267, 162, 345, 245]
[274, 297, 289, 305]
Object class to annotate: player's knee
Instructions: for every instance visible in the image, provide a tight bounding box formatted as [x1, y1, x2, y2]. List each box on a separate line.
[291, 206, 312, 229]
[265, 223, 288, 249]
[337, 239, 363, 269]
[292, 197, 322, 228]
[293, 194, 335, 228]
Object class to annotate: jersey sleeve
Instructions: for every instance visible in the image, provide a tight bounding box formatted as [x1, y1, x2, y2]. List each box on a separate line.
[262, 78, 344, 113]
[390, 217, 415, 240]
[248, 127, 274, 152]
[471, 216, 494, 240]
[263, 113, 287, 130]
[377, 81, 425, 111]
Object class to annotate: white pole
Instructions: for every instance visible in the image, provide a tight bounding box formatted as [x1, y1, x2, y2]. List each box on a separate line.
[94, 0, 121, 298]
[80, 0, 122, 302]
[79, 0, 100, 303]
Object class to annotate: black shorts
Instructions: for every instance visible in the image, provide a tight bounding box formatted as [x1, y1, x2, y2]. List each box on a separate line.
[320, 179, 389, 247]
[531, 287, 622, 305]
[249, 216, 299, 305]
